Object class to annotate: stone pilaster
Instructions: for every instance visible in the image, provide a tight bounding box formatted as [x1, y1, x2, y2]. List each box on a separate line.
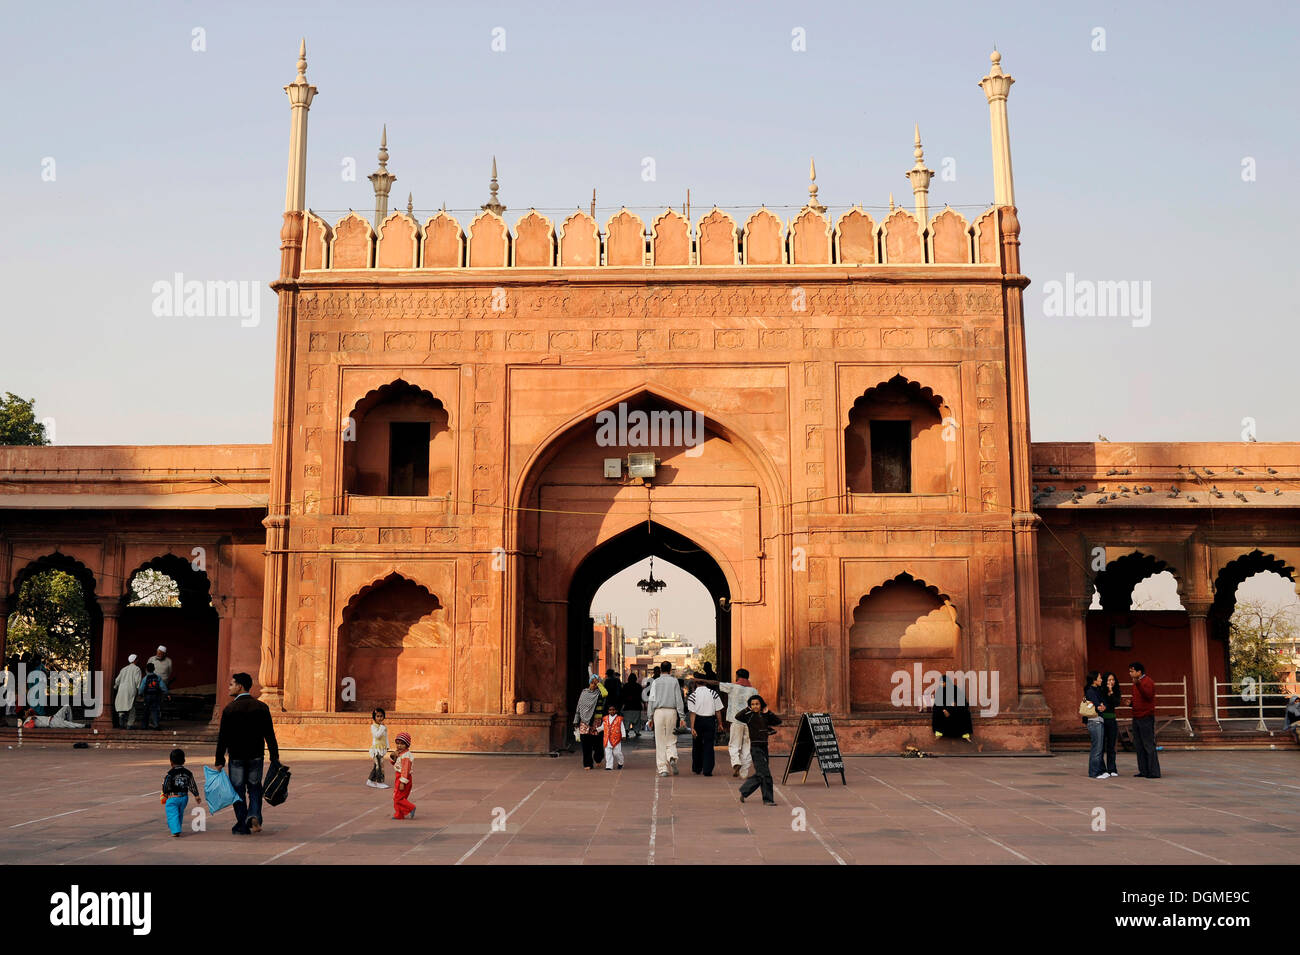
[94, 596, 120, 729]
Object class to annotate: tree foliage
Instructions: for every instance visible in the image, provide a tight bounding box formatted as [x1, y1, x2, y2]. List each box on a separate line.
[127, 569, 182, 608]
[7, 570, 91, 671]
[1228, 599, 1296, 692]
[0, 392, 49, 446]
[698, 643, 717, 668]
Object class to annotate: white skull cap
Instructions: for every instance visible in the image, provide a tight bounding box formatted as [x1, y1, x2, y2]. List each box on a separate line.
[127, 654, 137, 663]
[157, 645, 166, 653]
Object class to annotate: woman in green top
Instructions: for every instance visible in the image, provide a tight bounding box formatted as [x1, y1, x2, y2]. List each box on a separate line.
[1101, 671, 1123, 776]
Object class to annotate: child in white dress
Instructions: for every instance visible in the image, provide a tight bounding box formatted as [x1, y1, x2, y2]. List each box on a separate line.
[366, 707, 390, 788]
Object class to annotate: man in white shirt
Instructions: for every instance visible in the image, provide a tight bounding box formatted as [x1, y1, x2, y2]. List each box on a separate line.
[686, 680, 724, 776]
[642, 661, 686, 776]
[146, 646, 174, 686]
[714, 668, 759, 778]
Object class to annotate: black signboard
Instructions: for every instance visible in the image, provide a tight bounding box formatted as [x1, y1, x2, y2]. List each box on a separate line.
[781, 712, 846, 786]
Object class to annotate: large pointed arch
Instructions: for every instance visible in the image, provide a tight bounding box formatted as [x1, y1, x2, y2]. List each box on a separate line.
[509, 380, 789, 742]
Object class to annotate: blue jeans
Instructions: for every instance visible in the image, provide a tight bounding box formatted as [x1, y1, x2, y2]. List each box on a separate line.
[229, 758, 264, 830]
[1086, 719, 1105, 777]
[165, 795, 188, 835]
[145, 697, 162, 729]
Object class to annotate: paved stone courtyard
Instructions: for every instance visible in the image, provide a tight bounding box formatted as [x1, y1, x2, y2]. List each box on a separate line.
[3, 738, 1298, 865]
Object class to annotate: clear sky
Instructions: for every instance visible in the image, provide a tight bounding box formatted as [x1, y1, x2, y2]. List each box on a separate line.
[2, 0, 1296, 446]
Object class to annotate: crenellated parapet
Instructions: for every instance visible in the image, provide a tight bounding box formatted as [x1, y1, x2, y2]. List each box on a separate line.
[297, 201, 1000, 271]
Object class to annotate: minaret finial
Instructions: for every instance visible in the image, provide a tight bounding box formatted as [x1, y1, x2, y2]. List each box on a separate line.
[906, 123, 933, 224]
[889, 192, 895, 212]
[368, 125, 396, 228]
[980, 49, 1016, 206]
[806, 157, 826, 214]
[283, 38, 317, 214]
[406, 192, 413, 217]
[482, 156, 506, 216]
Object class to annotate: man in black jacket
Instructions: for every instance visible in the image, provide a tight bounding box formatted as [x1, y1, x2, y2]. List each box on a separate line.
[214, 672, 281, 835]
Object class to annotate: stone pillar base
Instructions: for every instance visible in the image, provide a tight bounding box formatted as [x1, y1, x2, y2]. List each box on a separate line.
[1016, 690, 1051, 714]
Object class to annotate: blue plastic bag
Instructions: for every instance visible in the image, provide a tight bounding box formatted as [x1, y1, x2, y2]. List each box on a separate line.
[203, 765, 238, 815]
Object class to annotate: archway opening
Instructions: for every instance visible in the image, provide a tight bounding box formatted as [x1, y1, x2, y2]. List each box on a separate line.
[1212, 552, 1300, 706]
[566, 521, 729, 718]
[118, 555, 219, 722]
[1086, 553, 1197, 696]
[6, 569, 93, 672]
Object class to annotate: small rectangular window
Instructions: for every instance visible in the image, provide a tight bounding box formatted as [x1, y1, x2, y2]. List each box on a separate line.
[869, 420, 911, 493]
[388, 422, 430, 496]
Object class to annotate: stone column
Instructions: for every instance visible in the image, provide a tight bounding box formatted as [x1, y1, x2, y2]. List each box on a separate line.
[0, 596, 8, 667]
[258, 515, 289, 709]
[0, 537, 10, 663]
[1186, 599, 1216, 728]
[94, 596, 120, 729]
[212, 595, 232, 723]
[1012, 511, 1048, 711]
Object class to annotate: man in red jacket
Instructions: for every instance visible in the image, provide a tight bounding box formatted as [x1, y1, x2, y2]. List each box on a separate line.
[1128, 662, 1161, 779]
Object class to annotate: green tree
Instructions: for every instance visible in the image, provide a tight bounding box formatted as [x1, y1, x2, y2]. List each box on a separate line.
[698, 643, 717, 668]
[0, 392, 49, 446]
[1228, 600, 1295, 692]
[7, 570, 91, 671]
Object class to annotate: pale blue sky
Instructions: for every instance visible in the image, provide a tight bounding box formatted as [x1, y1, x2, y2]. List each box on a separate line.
[2, 0, 1295, 445]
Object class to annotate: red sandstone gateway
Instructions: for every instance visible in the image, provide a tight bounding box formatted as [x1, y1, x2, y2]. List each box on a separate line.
[1, 46, 1296, 755]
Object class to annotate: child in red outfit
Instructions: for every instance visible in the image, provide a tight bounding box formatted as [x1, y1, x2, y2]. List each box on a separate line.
[603, 704, 625, 771]
[390, 732, 416, 819]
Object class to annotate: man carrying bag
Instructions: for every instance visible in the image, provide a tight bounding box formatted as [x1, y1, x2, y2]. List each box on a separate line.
[214, 672, 286, 835]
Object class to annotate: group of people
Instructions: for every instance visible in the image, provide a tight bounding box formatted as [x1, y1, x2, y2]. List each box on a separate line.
[1081, 661, 1162, 779]
[572, 662, 783, 806]
[112, 646, 174, 730]
[158, 670, 283, 836]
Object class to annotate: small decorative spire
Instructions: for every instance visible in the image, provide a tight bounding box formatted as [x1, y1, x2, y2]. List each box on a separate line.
[906, 123, 933, 224]
[481, 156, 506, 216]
[296, 38, 307, 78]
[807, 157, 826, 214]
[406, 192, 413, 217]
[889, 192, 895, 212]
[368, 124, 396, 228]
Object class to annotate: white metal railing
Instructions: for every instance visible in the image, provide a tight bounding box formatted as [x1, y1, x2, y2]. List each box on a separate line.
[1113, 677, 1192, 736]
[1213, 679, 1297, 733]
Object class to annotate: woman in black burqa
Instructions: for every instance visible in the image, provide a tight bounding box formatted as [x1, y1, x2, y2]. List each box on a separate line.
[931, 673, 973, 741]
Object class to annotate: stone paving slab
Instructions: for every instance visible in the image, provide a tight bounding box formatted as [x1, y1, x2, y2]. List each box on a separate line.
[1, 738, 1298, 865]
